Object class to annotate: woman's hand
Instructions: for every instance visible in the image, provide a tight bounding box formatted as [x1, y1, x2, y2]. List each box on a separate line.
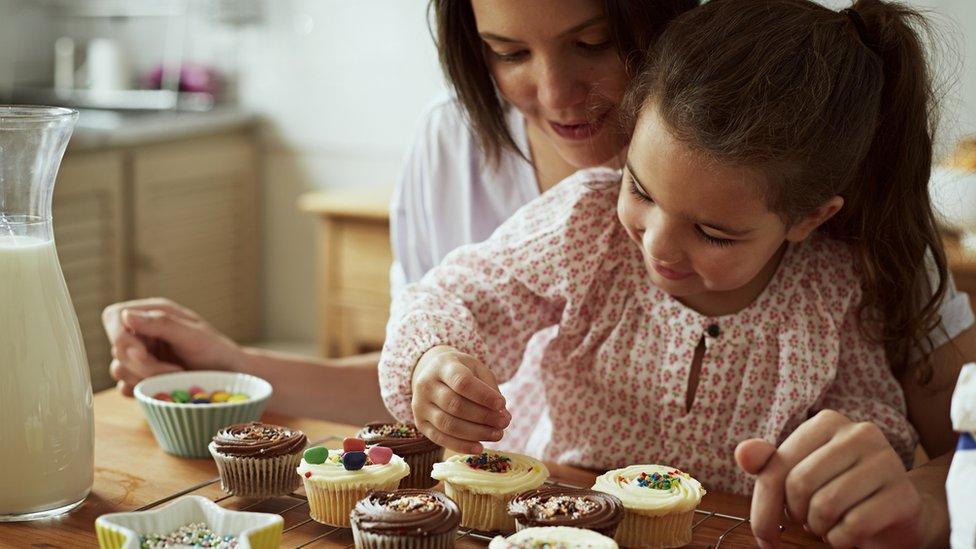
[411, 346, 511, 454]
[102, 298, 243, 396]
[736, 409, 927, 548]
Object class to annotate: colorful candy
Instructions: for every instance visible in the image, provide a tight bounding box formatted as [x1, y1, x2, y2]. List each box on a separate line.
[152, 387, 249, 404]
[368, 445, 393, 465]
[343, 437, 367, 453]
[342, 450, 367, 471]
[304, 446, 328, 464]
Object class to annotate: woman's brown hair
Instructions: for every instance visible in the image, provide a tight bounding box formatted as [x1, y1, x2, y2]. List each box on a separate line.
[626, 0, 947, 382]
[429, 0, 699, 162]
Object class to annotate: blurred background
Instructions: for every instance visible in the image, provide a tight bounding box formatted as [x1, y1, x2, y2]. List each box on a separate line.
[0, 0, 973, 391]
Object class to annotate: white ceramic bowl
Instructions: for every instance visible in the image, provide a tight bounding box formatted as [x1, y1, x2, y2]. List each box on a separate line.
[134, 371, 272, 458]
[96, 495, 282, 549]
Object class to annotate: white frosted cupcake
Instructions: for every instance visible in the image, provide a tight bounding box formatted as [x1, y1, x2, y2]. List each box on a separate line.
[297, 442, 410, 527]
[431, 451, 548, 533]
[592, 465, 705, 548]
[489, 526, 618, 548]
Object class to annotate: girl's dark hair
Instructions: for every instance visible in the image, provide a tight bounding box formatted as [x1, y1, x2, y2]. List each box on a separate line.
[626, 0, 947, 382]
[429, 0, 699, 162]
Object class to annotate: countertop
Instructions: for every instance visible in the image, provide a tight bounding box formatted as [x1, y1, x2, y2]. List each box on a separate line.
[68, 107, 259, 151]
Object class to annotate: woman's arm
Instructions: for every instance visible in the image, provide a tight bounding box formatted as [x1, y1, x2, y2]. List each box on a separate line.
[899, 324, 976, 547]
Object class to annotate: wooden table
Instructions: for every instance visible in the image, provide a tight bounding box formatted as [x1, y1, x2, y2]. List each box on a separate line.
[0, 390, 824, 548]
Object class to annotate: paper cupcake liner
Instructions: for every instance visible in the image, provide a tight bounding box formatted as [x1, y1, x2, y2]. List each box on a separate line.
[514, 520, 619, 539]
[208, 443, 303, 498]
[613, 508, 694, 548]
[399, 448, 444, 489]
[351, 527, 457, 549]
[443, 483, 515, 534]
[138, 399, 267, 458]
[302, 479, 403, 528]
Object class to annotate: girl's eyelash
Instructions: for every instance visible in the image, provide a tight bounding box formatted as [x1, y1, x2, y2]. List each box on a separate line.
[628, 180, 652, 203]
[629, 177, 735, 248]
[696, 226, 735, 247]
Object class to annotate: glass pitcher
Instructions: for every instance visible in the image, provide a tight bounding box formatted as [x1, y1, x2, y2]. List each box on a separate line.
[0, 106, 94, 521]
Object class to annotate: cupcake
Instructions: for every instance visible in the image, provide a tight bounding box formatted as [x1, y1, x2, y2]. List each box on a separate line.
[431, 451, 548, 533]
[297, 438, 410, 527]
[208, 422, 307, 497]
[357, 422, 444, 489]
[488, 526, 618, 548]
[507, 486, 624, 537]
[592, 465, 705, 548]
[350, 489, 460, 549]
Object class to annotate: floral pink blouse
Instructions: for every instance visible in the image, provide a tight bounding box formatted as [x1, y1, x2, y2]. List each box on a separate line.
[378, 167, 917, 495]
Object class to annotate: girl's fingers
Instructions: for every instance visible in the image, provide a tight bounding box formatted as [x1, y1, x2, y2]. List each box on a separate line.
[439, 361, 506, 410]
[784, 434, 862, 528]
[805, 449, 903, 536]
[417, 419, 483, 454]
[824, 482, 921, 548]
[749, 410, 850, 546]
[116, 379, 134, 397]
[430, 382, 509, 429]
[427, 402, 503, 443]
[109, 359, 142, 394]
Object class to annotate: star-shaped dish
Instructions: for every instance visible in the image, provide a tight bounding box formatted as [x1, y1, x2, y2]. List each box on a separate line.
[95, 495, 283, 549]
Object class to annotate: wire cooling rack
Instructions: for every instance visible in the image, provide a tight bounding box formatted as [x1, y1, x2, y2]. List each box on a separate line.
[134, 436, 766, 548]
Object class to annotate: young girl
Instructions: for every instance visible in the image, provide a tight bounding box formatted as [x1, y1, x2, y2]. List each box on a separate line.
[379, 0, 972, 546]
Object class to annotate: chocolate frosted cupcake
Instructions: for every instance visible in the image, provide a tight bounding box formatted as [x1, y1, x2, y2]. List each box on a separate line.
[208, 421, 307, 497]
[350, 489, 460, 548]
[357, 422, 443, 489]
[508, 486, 624, 537]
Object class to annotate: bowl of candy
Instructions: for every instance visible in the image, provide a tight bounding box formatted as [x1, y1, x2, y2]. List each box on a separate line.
[96, 495, 282, 549]
[134, 371, 272, 458]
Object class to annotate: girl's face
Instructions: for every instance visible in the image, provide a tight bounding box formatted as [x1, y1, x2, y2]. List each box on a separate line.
[618, 109, 838, 303]
[471, 0, 630, 168]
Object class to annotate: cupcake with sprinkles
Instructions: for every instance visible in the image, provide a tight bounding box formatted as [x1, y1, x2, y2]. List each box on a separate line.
[297, 437, 410, 527]
[350, 489, 460, 548]
[357, 422, 444, 489]
[208, 421, 307, 498]
[592, 465, 705, 548]
[431, 451, 548, 533]
[507, 486, 624, 537]
[488, 526, 618, 548]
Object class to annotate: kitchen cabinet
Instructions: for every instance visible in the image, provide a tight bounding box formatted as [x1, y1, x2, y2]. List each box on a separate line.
[54, 151, 127, 391]
[299, 187, 392, 358]
[54, 129, 260, 390]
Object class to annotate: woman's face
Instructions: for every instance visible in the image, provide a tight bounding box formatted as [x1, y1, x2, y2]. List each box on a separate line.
[471, 0, 630, 168]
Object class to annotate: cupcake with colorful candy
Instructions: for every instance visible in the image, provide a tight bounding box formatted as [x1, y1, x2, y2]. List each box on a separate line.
[431, 451, 548, 533]
[507, 486, 624, 537]
[350, 489, 460, 549]
[592, 465, 705, 548]
[357, 422, 443, 489]
[297, 437, 410, 527]
[488, 526, 618, 548]
[208, 421, 307, 498]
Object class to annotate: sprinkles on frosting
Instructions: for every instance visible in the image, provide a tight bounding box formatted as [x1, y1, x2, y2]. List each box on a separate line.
[370, 423, 420, 438]
[383, 494, 440, 513]
[525, 496, 596, 519]
[622, 470, 689, 490]
[465, 452, 512, 473]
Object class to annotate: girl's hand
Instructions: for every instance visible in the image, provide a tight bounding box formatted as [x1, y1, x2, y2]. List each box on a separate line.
[735, 410, 926, 549]
[411, 346, 511, 454]
[102, 298, 243, 396]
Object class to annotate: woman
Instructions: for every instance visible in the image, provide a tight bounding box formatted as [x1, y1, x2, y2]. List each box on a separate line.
[102, 0, 699, 424]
